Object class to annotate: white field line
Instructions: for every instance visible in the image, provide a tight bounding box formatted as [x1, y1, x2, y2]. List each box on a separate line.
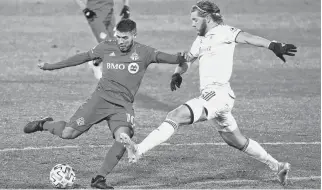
[118, 176, 321, 189]
[0, 141, 320, 152]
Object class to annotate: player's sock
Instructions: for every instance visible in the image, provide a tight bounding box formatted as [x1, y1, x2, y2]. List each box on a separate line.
[43, 121, 66, 138]
[137, 119, 176, 155]
[88, 61, 102, 80]
[242, 138, 279, 171]
[97, 141, 126, 176]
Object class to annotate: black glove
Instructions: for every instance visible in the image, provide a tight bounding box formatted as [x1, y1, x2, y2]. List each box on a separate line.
[83, 8, 96, 19]
[93, 58, 102, 66]
[268, 41, 297, 62]
[170, 73, 182, 91]
[120, 5, 130, 19]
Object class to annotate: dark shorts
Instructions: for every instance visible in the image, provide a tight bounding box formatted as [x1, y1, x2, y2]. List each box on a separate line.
[86, 3, 115, 42]
[68, 91, 135, 137]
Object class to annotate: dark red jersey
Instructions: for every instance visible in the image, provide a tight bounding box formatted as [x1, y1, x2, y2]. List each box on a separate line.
[88, 40, 160, 108]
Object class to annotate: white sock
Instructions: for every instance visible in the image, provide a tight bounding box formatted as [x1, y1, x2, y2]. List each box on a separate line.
[243, 139, 279, 171]
[137, 120, 177, 155]
[88, 61, 102, 80]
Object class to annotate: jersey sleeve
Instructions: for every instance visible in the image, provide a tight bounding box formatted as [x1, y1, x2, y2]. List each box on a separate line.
[189, 37, 201, 58]
[87, 42, 106, 60]
[145, 46, 160, 65]
[224, 26, 242, 43]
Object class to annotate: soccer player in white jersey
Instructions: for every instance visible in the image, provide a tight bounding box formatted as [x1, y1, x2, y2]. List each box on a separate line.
[119, 0, 297, 186]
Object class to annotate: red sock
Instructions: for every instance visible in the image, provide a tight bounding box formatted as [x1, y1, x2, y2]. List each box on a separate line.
[97, 141, 125, 176]
[43, 121, 66, 138]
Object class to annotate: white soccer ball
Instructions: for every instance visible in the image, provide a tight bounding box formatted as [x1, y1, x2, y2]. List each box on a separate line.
[49, 164, 76, 189]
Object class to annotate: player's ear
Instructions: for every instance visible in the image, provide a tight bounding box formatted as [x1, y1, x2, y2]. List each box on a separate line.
[131, 30, 137, 38]
[205, 15, 212, 23]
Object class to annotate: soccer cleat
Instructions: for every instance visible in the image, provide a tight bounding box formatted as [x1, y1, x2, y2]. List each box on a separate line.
[23, 117, 53, 133]
[90, 175, 114, 189]
[119, 133, 141, 163]
[277, 162, 291, 186]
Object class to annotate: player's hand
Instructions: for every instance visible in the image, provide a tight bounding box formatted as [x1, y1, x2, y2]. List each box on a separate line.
[83, 8, 96, 19]
[120, 5, 130, 19]
[93, 58, 102, 66]
[38, 62, 50, 70]
[170, 73, 182, 91]
[268, 41, 297, 62]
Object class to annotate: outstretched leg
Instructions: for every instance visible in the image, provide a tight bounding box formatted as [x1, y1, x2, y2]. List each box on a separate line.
[120, 103, 200, 163]
[213, 113, 290, 186]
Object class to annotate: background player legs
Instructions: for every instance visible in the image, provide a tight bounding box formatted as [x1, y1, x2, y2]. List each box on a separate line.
[83, 3, 116, 80]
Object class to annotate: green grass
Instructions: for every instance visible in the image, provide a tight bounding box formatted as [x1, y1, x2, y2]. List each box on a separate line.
[0, 0, 320, 189]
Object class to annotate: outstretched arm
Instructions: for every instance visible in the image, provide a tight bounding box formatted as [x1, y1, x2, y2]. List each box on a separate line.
[155, 52, 186, 65]
[38, 52, 94, 70]
[235, 31, 297, 62]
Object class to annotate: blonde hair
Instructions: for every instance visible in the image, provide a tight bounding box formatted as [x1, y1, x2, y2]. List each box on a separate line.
[191, 0, 223, 24]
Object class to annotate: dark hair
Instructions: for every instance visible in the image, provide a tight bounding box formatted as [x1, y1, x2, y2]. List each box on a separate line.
[116, 19, 137, 34]
[191, 0, 223, 24]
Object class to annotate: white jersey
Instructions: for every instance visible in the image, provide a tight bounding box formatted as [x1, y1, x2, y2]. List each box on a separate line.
[189, 25, 241, 91]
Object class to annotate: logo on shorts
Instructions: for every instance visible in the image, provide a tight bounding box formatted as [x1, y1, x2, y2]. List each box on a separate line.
[202, 91, 216, 101]
[128, 63, 139, 74]
[76, 117, 85, 126]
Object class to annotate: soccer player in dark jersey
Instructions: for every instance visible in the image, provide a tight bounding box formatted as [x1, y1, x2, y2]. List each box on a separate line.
[23, 19, 186, 189]
[74, 0, 130, 80]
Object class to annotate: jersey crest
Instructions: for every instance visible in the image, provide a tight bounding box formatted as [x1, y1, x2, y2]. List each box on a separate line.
[128, 63, 139, 74]
[130, 52, 139, 61]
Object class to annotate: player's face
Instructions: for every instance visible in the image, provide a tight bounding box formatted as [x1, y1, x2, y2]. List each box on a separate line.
[191, 11, 207, 36]
[115, 30, 135, 52]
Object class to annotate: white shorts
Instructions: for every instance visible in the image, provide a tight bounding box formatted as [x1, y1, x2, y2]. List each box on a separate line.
[184, 86, 237, 132]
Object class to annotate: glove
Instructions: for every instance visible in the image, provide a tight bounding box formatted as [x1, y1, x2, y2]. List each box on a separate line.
[170, 73, 182, 91]
[83, 8, 96, 19]
[120, 5, 130, 19]
[268, 41, 297, 62]
[93, 58, 102, 66]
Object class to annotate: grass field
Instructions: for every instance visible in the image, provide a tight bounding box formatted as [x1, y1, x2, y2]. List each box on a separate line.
[0, 0, 321, 189]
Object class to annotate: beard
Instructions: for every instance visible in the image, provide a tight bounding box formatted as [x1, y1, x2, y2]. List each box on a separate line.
[197, 20, 207, 36]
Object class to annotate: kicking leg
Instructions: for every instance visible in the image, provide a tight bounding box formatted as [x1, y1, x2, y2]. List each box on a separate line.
[120, 102, 204, 163]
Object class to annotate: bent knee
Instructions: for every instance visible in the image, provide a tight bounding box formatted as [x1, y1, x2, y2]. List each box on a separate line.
[114, 126, 133, 142]
[166, 105, 192, 125]
[61, 127, 81, 139]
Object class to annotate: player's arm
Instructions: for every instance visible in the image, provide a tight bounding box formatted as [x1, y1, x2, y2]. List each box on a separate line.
[173, 51, 197, 75]
[154, 52, 186, 65]
[170, 52, 197, 91]
[235, 32, 297, 62]
[38, 52, 94, 70]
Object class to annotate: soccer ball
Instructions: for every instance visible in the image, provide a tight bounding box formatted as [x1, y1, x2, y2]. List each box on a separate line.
[49, 164, 76, 189]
